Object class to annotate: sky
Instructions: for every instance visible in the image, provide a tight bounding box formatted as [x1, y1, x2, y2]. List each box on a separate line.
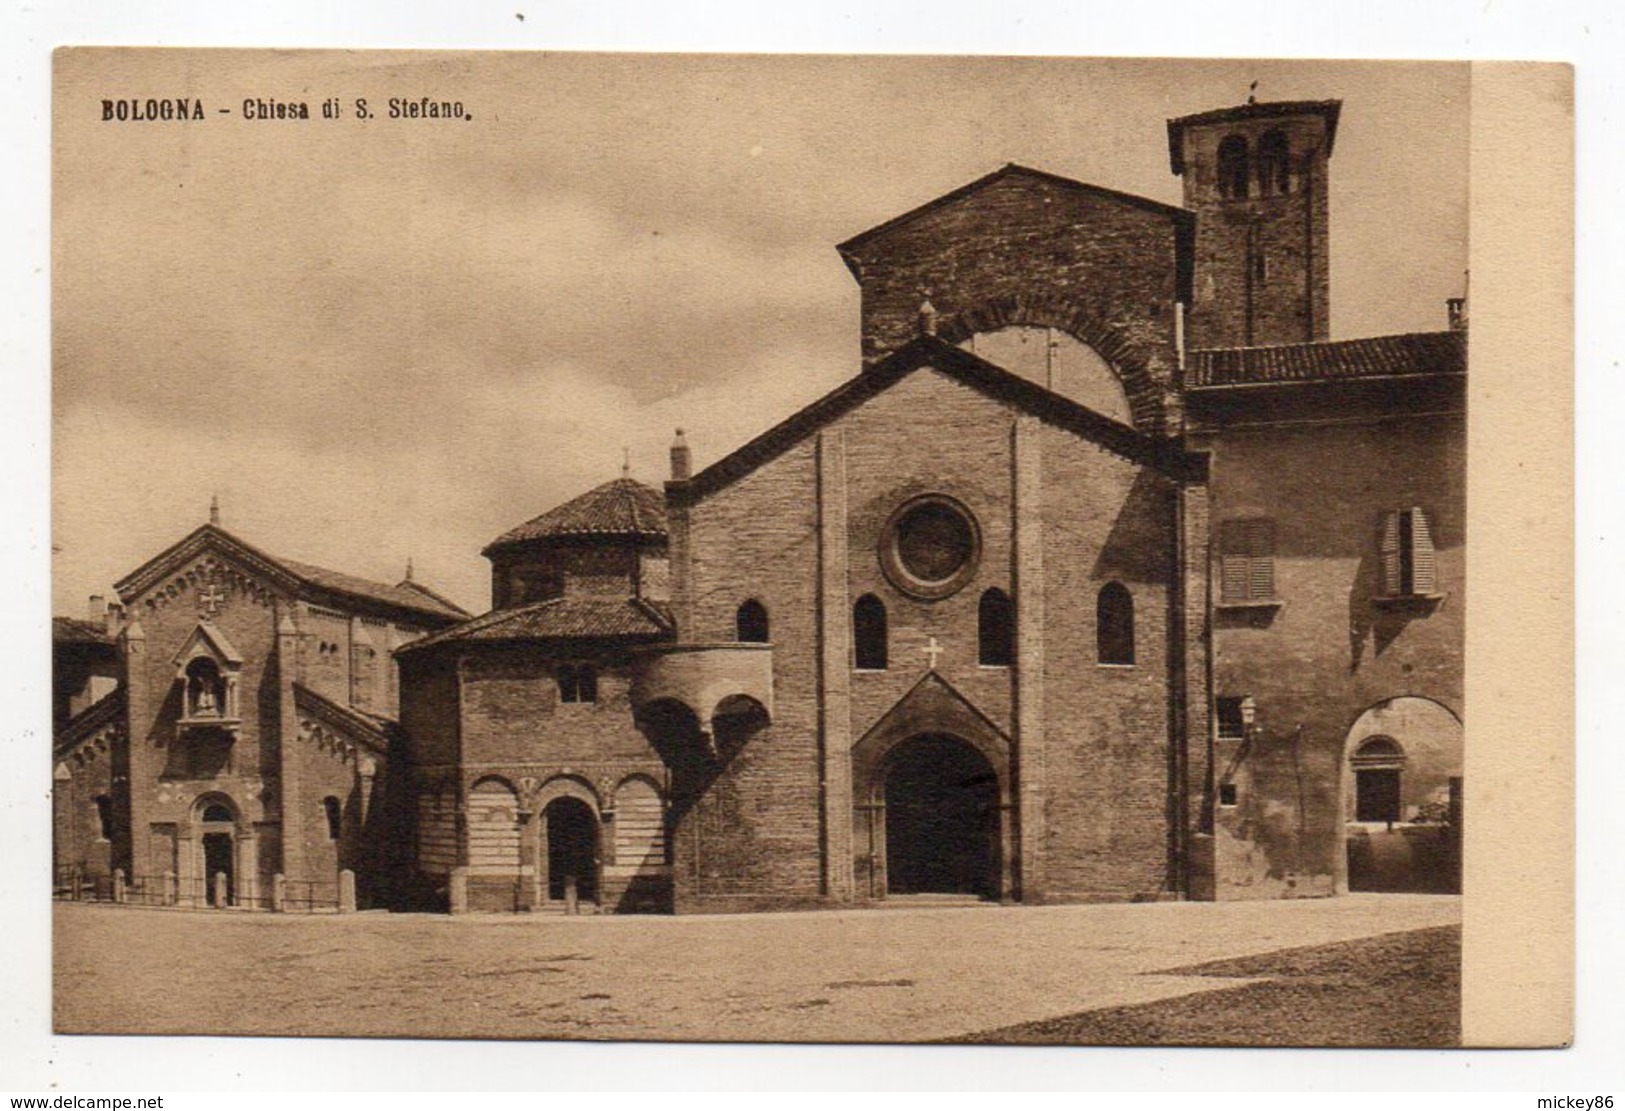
[52, 53, 1469, 616]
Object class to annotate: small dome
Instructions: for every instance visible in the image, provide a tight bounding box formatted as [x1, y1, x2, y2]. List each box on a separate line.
[483, 478, 667, 554]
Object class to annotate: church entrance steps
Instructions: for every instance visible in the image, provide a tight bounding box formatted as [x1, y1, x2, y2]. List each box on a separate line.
[870, 893, 997, 909]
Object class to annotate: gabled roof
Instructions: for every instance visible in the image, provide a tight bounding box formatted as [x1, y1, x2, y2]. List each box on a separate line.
[171, 621, 245, 668]
[1166, 99, 1343, 174]
[114, 524, 469, 625]
[835, 163, 1191, 270]
[54, 687, 125, 761]
[397, 596, 675, 655]
[1186, 331, 1465, 389]
[293, 682, 393, 758]
[672, 335, 1204, 507]
[483, 477, 668, 555]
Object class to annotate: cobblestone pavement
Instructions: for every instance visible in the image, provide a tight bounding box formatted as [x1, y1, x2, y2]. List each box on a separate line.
[54, 894, 1460, 1043]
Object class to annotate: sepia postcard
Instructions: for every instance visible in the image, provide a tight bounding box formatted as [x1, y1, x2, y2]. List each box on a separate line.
[46, 50, 1573, 1053]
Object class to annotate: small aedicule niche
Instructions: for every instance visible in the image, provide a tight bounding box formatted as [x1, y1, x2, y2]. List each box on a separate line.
[558, 662, 599, 704]
[880, 495, 981, 600]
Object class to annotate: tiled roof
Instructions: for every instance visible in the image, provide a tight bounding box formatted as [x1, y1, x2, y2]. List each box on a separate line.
[114, 524, 470, 626]
[53, 616, 114, 645]
[484, 478, 668, 553]
[398, 596, 674, 654]
[1166, 100, 1342, 173]
[278, 558, 470, 621]
[1186, 331, 1466, 388]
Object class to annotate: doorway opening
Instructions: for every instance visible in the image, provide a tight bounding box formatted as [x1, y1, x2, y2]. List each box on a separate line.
[883, 733, 999, 898]
[543, 797, 600, 905]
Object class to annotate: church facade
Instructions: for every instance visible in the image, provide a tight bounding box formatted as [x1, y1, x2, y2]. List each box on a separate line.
[54, 97, 1465, 914]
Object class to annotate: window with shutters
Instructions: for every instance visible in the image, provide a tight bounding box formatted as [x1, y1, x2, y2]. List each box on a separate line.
[1379, 507, 1440, 599]
[1217, 518, 1278, 605]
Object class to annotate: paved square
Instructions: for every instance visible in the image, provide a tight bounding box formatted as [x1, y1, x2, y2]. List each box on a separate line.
[54, 894, 1459, 1043]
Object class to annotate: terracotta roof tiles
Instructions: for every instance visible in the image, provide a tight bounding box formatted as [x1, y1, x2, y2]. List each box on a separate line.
[1186, 331, 1465, 388]
[484, 478, 668, 553]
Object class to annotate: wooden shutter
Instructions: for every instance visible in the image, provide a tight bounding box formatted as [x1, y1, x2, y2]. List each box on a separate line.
[1408, 508, 1437, 595]
[1219, 520, 1250, 602]
[1380, 511, 1402, 595]
[1246, 520, 1275, 600]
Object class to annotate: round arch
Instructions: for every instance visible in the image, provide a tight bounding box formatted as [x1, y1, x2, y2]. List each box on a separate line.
[935, 294, 1164, 433]
[1337, 695, 1464, 894]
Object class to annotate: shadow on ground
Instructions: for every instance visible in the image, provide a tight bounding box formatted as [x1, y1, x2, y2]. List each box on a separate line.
[947, 925, 1460, 1047]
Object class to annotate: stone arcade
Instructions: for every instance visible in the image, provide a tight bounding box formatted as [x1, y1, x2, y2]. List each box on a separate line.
[54, 97, 1464, 913]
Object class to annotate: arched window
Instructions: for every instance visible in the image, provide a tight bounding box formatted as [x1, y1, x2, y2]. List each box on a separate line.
[736, 599, 770, 643]
[853, 594, 888, 671]
[1217, 134, 1250, 199]
[93, 795, 114, 841]
[1257, 129, 1291, 195]
[1097, 582, 1135, 665]
[558, 663, 598, 704]
[1352, 737, 1405, 823]
[978, 588, 1014, 666]
[323, 796, 342, 840]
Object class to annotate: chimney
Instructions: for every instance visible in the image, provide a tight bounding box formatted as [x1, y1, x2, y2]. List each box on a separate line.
[88, 594, 106, 622]
[669, 429, 691, 482]
[1447, 297, 1467, 332]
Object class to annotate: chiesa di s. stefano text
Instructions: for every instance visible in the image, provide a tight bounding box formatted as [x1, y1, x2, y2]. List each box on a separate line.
[53, 96, 1465, 916]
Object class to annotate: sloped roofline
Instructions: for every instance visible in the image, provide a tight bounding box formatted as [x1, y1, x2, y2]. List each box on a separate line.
[292, 682, 393, 757]
[396, 595, 675, 656]
[835, 163, 1191, 273]
[1166, 99, 1343, 174]
[670, 335, 1205, 508]
[113, 523, 468, 625]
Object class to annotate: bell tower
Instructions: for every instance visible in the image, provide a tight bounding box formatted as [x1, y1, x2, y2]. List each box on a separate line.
[1168, 99, 1341, 350]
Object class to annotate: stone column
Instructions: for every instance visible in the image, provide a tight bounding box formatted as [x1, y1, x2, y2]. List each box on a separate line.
[276, 605, 306, 885]
[816, 430, 855, 902]
[1012, 416, 1046, 902]
[52, 763, 74, 888]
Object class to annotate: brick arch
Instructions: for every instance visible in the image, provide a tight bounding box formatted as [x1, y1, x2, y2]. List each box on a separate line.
[935, 294, 1164, 433]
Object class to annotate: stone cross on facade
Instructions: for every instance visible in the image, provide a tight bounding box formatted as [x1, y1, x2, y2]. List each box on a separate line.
[921, 636, 943, 671]
[198, 583, 226, 618]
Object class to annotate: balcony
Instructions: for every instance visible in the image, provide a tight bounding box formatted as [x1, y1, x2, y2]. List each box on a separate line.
[629, 643, 773, 757]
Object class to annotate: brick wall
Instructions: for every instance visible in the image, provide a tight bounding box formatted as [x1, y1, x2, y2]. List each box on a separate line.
[1175, 113, 1334, 349]
[1201, 412, 1465, 897]
[1036, 426, 1181, 900]
[841, 170, 1182, 434]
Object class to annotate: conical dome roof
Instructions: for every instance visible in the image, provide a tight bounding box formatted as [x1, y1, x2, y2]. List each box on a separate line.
[483, 477, 668, 554]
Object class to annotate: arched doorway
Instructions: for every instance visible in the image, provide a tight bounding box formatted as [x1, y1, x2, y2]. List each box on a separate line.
[883, 734, 1000, 898]
[1339, 697, 1463, 894]
[543, 797, 600, 905]
[197, 799, 235, 907]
